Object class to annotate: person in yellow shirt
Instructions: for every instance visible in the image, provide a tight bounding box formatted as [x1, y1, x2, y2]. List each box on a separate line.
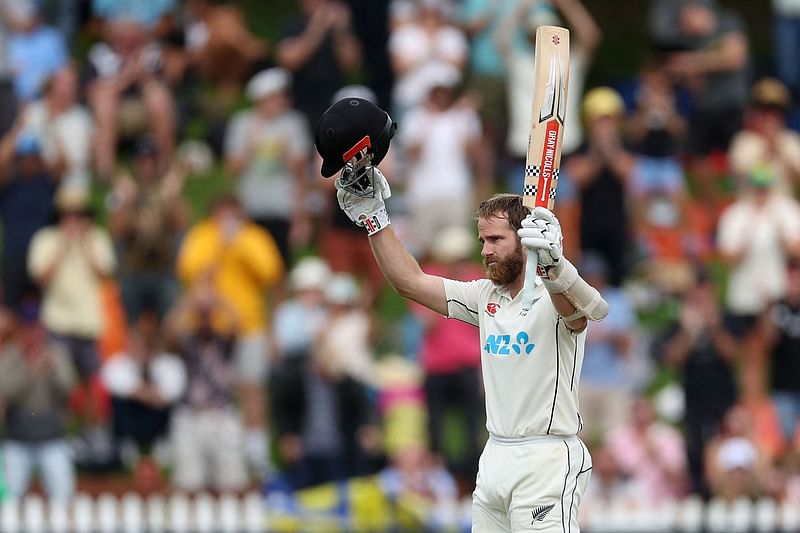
[177, 194, 284, 476]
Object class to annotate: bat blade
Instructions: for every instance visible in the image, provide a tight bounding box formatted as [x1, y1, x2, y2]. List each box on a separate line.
[521, 25, 570, 299]
[523, 25, 570, 211]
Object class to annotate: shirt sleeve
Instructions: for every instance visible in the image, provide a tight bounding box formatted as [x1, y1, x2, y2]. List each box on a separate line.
[442, 278, 487, 326]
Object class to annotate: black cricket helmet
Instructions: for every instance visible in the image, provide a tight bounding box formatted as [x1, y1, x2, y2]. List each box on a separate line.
[314, 97, 396, 178]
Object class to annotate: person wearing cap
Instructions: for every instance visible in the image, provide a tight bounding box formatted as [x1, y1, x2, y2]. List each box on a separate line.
[717, 165, 800, 343]
[704, 405, 767, 501]
[108, 135, 189, 324]
[27, 186, 116, 432]
[270, 256, 330, 472]
[398, 61, 486, 254]
[225, 67, 311, 264]
[0, 304, 78, 503]
[561, 86, 635, 286]
[729, 77, 800, 197]
[0, 124, 61, 311]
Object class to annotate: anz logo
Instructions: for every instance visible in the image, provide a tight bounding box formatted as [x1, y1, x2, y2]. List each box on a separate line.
[484, 331, 536, 356]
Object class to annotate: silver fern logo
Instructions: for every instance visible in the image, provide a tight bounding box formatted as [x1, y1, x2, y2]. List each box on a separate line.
[531, 503, 555, 523]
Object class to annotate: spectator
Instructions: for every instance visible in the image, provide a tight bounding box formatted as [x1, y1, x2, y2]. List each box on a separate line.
[606, 396, 689, 505]
[561, 87, 635, 285]
[18, 64, 94, 192]
[580, 445, 645, 525]
[389, 0, 468, 120]
[91, 0, 176, 31]
[577, 252, 639, 441]
[412, 225, 483, 483]
[7, 0, 68, 102]
[398, 62, 485, 254]
[166, 284, 249, 493]
[276, 0, 362, 128]
[705, 405, 769, 501]
[108, 136, 189, 324]
[275, 273, 379, 489]
[85, 18, 176, 179]
[773, 0, 800, 100]
[717, 166, 800, 395]
[627, 60, 691, 284]
[270, 256, 330, 466]
[0, 128, 60, 311]
[496, 0, 601, 187]
[729, 78, 800, 197]
[662, 268, 739, 495]
[225, 68, 312, 264]
[662, 0, 748, 201]
[183, 0, 267, 101]
[100, 317, 186, 488]
[27, 187, 116, 435]
[760, 258, 800, 448]
[460, 0, 513, 184]
[377, 443, 460, 531]
[0, 304, 78, 503]
[176, 194, 284, 477]
[0, 4, 17, 137]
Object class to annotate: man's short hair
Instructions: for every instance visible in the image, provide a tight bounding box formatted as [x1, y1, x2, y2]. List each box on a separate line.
[476, 193, 529, 231]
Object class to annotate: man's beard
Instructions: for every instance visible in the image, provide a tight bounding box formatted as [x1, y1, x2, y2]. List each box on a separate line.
[484, 243, 525, 285]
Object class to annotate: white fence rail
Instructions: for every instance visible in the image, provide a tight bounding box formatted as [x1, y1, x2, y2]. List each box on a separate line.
[0, 493, 799, 532]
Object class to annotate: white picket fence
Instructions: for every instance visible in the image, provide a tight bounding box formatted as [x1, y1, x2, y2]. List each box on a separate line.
[583, 496, 800, 532]
[0, 492, 266, 533]
[0, 493, 799, 532]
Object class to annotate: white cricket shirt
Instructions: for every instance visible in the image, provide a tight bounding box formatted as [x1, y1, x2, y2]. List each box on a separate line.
[443, 276, 586, 439]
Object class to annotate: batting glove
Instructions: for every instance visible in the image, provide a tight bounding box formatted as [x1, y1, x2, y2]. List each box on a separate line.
[518, 207, 564, 271]
[336, 166, 392, 235]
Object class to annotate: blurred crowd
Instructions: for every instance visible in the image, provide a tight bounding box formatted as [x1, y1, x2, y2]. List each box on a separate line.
[0, 0, 799, 529]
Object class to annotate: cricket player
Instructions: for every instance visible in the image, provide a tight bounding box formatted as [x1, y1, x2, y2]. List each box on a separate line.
[315, 97, 608, 532]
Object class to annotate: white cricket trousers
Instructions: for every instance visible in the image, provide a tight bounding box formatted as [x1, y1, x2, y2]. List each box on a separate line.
[472, 434, 592, 533]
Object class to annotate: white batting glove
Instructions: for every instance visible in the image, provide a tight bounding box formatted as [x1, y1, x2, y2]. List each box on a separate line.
[518, 207, 564, 271]
[336, 166, 392, 235]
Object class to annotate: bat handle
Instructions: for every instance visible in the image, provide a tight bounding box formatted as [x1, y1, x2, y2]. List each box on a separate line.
[521, 249, 538, 307]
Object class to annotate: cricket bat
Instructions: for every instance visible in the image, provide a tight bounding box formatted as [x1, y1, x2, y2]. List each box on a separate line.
[522, 25, 570, 301]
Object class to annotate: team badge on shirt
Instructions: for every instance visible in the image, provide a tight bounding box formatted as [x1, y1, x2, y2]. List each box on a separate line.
[486, 302, 500, 316]
[531, 503, 555, 523]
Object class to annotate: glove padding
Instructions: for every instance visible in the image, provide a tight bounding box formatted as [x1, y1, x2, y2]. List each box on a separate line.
[336, 166, 392, 229]
[518, 206, 563, 269]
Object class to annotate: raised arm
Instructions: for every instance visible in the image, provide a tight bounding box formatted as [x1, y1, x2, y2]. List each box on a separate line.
[336, 168, 448, 316]
[369, 226, 447, 315]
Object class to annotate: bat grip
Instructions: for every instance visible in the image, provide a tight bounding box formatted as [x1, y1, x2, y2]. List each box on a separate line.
[522, 249, 538, 305]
